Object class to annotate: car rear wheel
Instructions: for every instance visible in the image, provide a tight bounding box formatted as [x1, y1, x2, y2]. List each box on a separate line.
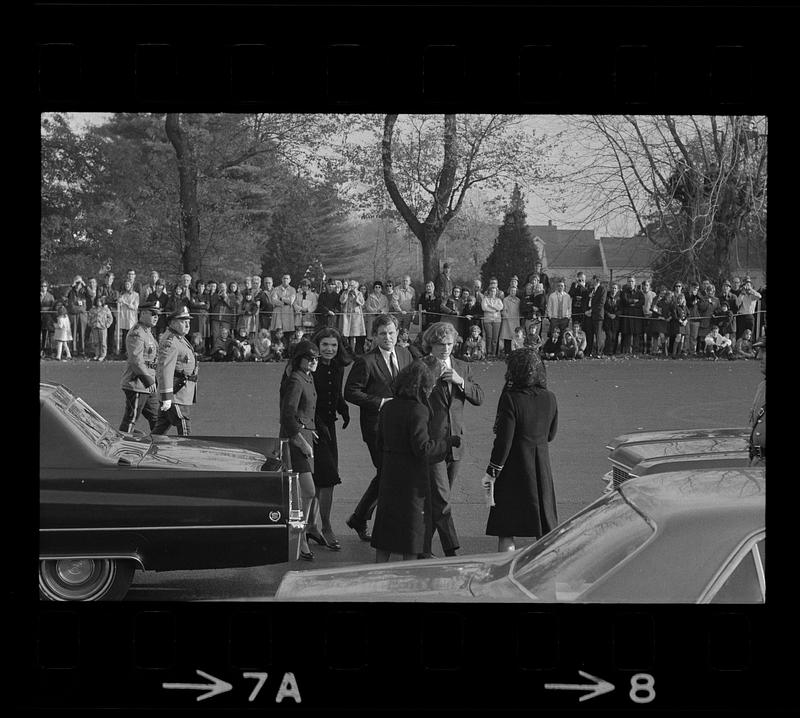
[39, 558, 135, 601]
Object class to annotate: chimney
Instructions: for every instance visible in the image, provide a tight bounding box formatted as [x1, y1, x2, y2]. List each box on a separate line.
[548, 219, 553, 227]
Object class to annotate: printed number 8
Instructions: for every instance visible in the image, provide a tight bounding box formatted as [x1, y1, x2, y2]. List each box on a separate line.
[629, 673, 655, 704]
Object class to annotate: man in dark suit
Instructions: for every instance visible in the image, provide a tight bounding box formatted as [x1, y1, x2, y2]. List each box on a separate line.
[344, 313, 413, 540]
[420, 322, 484, 557]
[586, 278, 607, 357]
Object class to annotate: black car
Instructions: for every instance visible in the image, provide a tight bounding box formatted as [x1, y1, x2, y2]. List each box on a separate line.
[39, 381, 305, 600]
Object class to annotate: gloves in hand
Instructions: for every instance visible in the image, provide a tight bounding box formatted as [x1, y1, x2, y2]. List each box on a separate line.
[481, 473, 496, 507]
[341, 413, 350, 429]
[160, 399, 172, 411]
[449, 435, 462, 448]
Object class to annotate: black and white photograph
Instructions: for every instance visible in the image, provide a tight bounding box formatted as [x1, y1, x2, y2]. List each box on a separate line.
[39, 112, 766, 604]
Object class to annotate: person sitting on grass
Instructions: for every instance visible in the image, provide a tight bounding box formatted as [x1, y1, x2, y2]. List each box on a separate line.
[511, 325, 526, 351]
[734, 328, 756, 359]
[269, 330, 286, 362]
[461, 323, 486, 362]
[211, 326, 235, 361]
[523, 322, 543, 352]
[540, 326, 563, 360]
[572, 321, 588, 357]
[252, 328, 272, 361]
[704, 325, 733, 360]
[561, 326, 585, 360]
[232, 327, 252, 361]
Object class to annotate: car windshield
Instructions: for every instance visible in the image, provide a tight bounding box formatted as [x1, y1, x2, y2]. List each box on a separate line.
[510, 493, 655, 601]
[65, 396, 120, 450]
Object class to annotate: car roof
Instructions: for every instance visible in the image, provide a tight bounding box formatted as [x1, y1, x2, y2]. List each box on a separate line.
[620, 468, 765, 520]
[580, 468, 765, 602]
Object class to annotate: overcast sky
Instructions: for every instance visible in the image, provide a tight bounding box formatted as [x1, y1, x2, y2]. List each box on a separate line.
[60, 112, 638, 237]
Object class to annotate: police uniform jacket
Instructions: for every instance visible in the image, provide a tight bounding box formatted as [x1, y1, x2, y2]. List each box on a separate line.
[157, 329, 198, 405]
[120, 322, 158, 393]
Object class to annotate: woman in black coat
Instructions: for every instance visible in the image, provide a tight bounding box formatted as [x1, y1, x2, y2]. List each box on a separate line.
[305, 328, 352, 551]
[481, 347, 558, 552]
[371, 360, 460, 562]
[279, 339, 320, 561]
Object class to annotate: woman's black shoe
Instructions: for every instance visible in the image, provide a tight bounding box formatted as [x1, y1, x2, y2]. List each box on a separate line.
[299, 549, 314, 561]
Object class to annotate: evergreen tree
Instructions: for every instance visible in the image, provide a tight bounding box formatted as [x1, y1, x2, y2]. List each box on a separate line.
[480, 184, 540, 291]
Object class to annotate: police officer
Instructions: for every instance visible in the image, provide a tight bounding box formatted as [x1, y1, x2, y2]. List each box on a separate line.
[118, 301, 160, 433]
[151, 306, 198, 436]
[748, 336, 766, 466]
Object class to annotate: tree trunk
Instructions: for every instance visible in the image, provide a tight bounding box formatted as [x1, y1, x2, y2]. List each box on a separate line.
[381, 114, 455, 285]
[165, 113, 201, 277]
[418, 226, 441, 284]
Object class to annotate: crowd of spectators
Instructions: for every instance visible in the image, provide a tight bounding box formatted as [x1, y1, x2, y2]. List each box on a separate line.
[40, 262, 766, 364]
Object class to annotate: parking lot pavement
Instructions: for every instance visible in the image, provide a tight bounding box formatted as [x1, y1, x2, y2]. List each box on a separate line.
[42, 356, 760, 600]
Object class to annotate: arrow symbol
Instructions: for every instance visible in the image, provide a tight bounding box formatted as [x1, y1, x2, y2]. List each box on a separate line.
[163, 669, 233, 702]
[545, 670, 615, 702]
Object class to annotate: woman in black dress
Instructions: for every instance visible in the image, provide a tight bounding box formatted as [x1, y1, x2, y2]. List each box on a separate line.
[481, 347, 558, 552]
[305, 327, 352, 551]
[371, 360, 461, 562]
[279, 339, 320, 561]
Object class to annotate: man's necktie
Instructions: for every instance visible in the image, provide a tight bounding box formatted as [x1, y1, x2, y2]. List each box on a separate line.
[390, 353, 398, 379]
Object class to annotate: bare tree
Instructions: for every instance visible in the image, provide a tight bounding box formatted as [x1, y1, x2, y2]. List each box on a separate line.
[562, 115, 767, 282]
[334, 114, 555, 283]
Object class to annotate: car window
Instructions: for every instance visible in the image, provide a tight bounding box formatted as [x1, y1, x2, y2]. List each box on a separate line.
[65, 397, 117, 447]
[510, 493, 654, 601]
[709, 543, 764, 604]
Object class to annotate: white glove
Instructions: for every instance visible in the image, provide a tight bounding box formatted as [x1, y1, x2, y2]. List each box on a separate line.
[160, 399, 172, 411]
[481, 473, 496, 507]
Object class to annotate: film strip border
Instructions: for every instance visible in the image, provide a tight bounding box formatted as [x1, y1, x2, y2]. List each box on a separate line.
[26, 605, 770, 710]
[33, 4, 783, 109]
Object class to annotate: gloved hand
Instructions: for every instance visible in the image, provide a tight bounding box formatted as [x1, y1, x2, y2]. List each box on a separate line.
[160, 399, 172, 411]
[481, 473, 496, 507]
[341, 412, 350, 429]
[147, 383, 157, 394]
[449, 435, 462, 448]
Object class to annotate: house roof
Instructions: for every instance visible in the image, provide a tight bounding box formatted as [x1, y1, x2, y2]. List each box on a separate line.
[529, 225, 600, 268]
[599, 236, 661, 272]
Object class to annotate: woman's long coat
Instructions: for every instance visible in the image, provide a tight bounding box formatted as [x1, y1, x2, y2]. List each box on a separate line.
[370, 397, 451, 555]
[486, 386, 558, 538]
[339, 289, 366, 337]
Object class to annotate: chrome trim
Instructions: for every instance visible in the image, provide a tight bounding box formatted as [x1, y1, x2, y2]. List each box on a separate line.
[39, 554, 145, 569]
[753, 542, 766, 600]
[699, 530, 766, 603]
[41, 524, 285, 532]
[508, 551, 539, 601]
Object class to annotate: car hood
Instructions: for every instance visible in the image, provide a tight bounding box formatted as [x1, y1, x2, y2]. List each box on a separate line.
[611, 436, 748, 471]
[275, 551, 525, 601]
[115, 435, 270, 472]
[606, 427, 748, 451]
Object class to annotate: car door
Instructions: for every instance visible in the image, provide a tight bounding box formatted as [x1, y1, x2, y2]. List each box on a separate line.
[702, 533, 766, 603]
[41, 465, 291, 571]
